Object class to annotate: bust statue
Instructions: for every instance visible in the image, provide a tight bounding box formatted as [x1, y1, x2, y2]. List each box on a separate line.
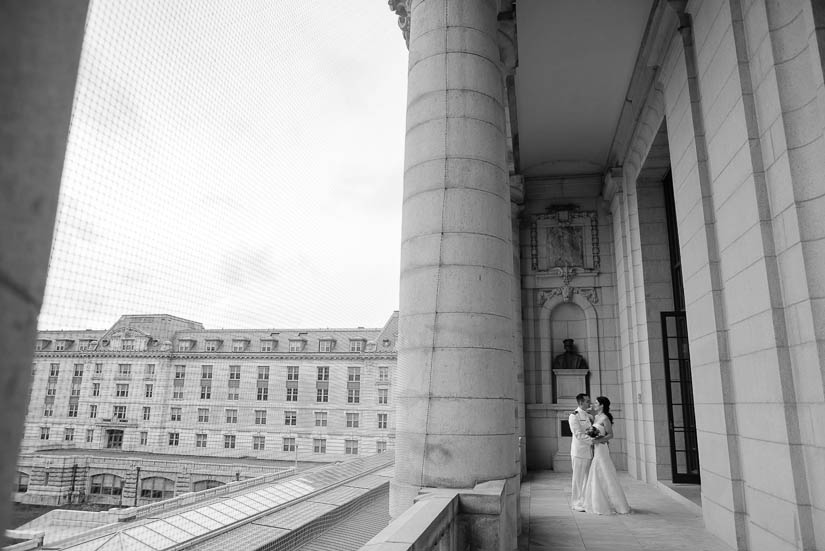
[552, 338, 588, 370]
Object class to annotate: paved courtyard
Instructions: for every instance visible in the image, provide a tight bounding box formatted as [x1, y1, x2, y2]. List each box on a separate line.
[519, 471, 732, 551]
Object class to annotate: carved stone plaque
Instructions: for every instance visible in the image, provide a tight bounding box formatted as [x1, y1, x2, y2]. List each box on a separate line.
[530, 207, 599, 272]
[546, 226, 584, 267]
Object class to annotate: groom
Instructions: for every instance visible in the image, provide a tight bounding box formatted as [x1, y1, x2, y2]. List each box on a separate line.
[568, 393, 594, 512]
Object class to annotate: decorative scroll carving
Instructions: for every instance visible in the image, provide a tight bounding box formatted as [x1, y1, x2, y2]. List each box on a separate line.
[388, 0, 411, 47]
[529, 207, 599, 273]
[538, 286, 599, 305]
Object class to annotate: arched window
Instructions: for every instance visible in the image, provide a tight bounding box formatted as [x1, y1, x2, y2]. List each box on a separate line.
[90, 474, 123, 496]
[140, 477, 174, 500]
[15, 472, 29, 493]
[192, 479, 224, 492]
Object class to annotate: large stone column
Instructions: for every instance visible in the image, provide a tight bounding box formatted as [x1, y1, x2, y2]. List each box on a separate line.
[392, 0, 516, 521]
[0, 0, 89, 536]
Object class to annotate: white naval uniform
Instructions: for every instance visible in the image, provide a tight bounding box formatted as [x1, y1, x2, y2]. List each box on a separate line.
[568, 407, 594, 509]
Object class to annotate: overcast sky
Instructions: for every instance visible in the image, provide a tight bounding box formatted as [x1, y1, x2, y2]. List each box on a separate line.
[39, 1, 409, 331]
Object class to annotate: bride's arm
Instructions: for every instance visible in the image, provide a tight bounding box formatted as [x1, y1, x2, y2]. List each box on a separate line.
[597, 418, 614, 443]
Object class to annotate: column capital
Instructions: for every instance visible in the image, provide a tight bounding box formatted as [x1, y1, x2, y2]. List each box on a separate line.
[509, 174, 525, 205]
[388, 0, 410, 48]
[601, 167, 624, 203]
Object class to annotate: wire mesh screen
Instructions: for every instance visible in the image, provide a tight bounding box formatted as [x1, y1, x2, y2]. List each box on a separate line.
[12, 0, 406, 547]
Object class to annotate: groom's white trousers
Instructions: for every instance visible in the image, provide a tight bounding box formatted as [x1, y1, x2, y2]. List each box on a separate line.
[571, 456, 592, 508]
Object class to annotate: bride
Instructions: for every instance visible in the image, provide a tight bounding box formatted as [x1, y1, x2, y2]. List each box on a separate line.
[583, 396, 631, 515]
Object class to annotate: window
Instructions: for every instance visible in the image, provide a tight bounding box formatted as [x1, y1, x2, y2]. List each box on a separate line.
[90, 404, 98, 419]
[376, 441, 387, 453]
[36, 339, 45, 351]
[170, 408, 181, 421]
[287, 366, 299, 381]
[122, 339, 135, 351]
[145, 384, 153, 398]
[205, 341, 218, 352]
[319, 340, 332, 352]
[92, 383, 100, 397]
[313, 438, 326, 454]
[116, 384, 129, 397]
[349, 340, 364, 353]
[232, 341, 246, 352]
[94, 363, 103, 376]
[173, 379, 184, 399]
[44, 404, 53, 417]
[117, 364, 131, 377]
[257, 366, 269, 380]
[178, 341, 191, 352]
[40, 427, 50, 440]
[71, 382, 81, 397]
[229, 365, 241, 380]
[140, 432, 148, 445]
[317, 366, 329, 381]
[345, 439, 358, 455]
[64, 428, 74, 441]
[46, 381, 56, 396]
[196, 433, 207, 448]
[73, 364, 84, 377]
[315, 411, 327, 427]
[378, 388, 388, 404]
[378, 366, 389, 382]
[55, 341, 66, 351]
[16, 472, 30, 493]
[224, 434, 236, 449]
[143, 406, 151, 421]
[90, 474, 123, 496]
[286, 387, 298, 401]
[68, 403, 78, 417]
[49, 363, 60, 377]
[253, 436, 265, 450]
[282, 437, 296, 452]
[317, 388, 328, 402]
[227, 385, 239, 400]
[113, 405, 126, 420]
[348, 367, 361, 382]
[255, 410, 267, 425]
[225, 409, 238, 424]
[284, 410, 297, 426]
[193, 480, 224, 491]
[168, 432, 179, 446]
[257, 386, 269, 401]
[201, 365, 213, 379]
[260, 340, 273, 352]
[288, 340, 303, 352]
[145, 364, 155, 377]
[346, 413, 359, 428]
[200, 383, 212, 400]
[378, 413, 388, 429]
[347, 389, 360, 404]
[140, 477, 174, 499]
[86, 429, 94, 443]
[175, 365, 186, 379]
[198, 408, 210, 422]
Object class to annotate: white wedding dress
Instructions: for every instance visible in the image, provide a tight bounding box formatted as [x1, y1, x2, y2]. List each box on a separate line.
[582, 414, 631, 515]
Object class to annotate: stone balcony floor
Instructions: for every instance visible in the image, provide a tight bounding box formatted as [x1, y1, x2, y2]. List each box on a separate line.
[519, 471, 733, 551]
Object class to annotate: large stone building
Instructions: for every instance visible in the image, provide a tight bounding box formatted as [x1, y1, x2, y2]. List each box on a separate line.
[14, 313, 396, 506]
[3, 1, 825, 550]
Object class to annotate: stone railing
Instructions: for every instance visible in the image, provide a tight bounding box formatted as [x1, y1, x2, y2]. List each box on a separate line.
[360, 479, 511, 551]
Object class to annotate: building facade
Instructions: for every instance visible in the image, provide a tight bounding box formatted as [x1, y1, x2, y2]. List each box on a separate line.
[16, 313, 397, 505]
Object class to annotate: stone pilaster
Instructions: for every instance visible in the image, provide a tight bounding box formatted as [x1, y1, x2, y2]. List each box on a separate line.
[392, 0, 516, 530]
[510, 175, 526, 479]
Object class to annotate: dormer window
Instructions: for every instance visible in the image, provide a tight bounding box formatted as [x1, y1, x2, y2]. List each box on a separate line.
[232, 339, 249, 352]
[122, 339, 135, 351]
[349, 339, 365, 353]
[318, 338, 335, 353]
[260, 338, 277, 352]
[55, 340, 73, 352]
[78, 340, 94, 351]
[35, 339, 51, 351]
[382, 339, 391, 348]
[288, 339, 306, 353]
[204, 339, 221, 352]
[177, 339, 195, 352]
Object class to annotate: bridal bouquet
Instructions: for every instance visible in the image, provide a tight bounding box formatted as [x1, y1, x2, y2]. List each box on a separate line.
[586, 425, 604, 438]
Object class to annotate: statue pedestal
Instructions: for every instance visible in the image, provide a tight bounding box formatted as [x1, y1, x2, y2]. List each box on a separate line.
[552, 369, 589, 472]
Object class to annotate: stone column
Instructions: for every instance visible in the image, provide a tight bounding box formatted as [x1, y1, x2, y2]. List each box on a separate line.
[510, 175, 526, 479]
[0, 0, 89, 535]
[393, 0, 516, 525]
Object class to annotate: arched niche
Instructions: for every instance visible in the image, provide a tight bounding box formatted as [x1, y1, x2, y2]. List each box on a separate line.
[538, 290, 601, 403]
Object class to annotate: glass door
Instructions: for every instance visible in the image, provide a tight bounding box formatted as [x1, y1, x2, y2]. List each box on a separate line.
[661, 311, 700, 483]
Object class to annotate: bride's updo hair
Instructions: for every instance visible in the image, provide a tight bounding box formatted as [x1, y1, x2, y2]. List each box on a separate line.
[597, 396, 614, 423]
